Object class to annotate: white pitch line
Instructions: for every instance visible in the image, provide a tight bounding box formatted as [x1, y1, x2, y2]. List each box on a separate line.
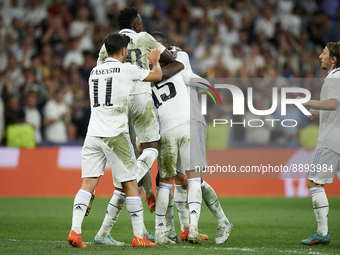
[3, 239, 333, 255]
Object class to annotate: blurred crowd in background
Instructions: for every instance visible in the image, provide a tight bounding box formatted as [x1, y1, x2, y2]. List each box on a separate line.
[0, 0, 339, 148]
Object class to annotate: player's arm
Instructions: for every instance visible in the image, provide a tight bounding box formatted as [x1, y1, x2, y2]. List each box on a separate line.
[161, 61, 184, 80]
[160, 48, 176, 64]
[96, 44, 107, 66]
[299, 97, 338, 111]
[308, 109, 319, 120]
[143, 49, 162, 82]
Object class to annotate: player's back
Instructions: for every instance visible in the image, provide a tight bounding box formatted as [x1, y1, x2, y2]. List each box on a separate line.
[152, 71, 190, 134]
[97, 29, 165, 95]
[87, 58, 148, 138]
[120, 29, 165, 94]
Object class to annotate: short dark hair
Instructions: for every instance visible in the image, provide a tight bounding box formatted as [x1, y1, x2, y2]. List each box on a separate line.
[118, 7, 138, 30]
[150, 31, 167, 42]
[104, 33, 130, 56]
[327, 42, 340, 68]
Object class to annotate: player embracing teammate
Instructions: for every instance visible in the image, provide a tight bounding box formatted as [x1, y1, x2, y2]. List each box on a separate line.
[68, 6, 233, 248]
[67, 32, 162, 248]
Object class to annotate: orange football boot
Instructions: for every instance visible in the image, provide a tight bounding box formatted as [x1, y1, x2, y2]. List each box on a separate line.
[68, 230, 87, 248]
[132, 235, 156, 247]
[180, 227, 208, 241]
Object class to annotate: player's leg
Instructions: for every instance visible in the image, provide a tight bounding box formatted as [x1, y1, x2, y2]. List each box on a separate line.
[201, 178, 233, 244]
[121, 179, 151, 246]
[164, 186, 177, 242]
[129, 94, 159, 188]
[68, 136, 105, 248]
[186, 119, 204, 244]
[104, 132, 155, 247]
[190, 119, 232, 244]
[155, 176, 175, 244]
[301, 147, 340, 245]
[185, 170, 203, 244]
[141, 169, 156, 212]
[154, 130, 177, 244]
[137, 183, 155, 241]
[173, 174, 190, 241]
[94, 186, 125, 246]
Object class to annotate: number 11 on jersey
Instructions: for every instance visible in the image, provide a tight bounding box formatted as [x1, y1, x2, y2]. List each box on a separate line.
[91, 77, 114, 107]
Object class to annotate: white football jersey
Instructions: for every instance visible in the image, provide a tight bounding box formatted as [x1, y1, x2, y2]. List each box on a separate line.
[97, 29, 166, 94]
[318, 67, 340, 154]
[152, 52, 191, 134]
[173, 50, 206, 126]
[87, 57, 149, 137]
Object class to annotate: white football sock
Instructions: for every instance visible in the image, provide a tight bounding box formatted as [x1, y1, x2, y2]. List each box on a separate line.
[201, 181, 227, 225]
[137, 148, 158, 182]
[165, 190, 176, 237]
[126, 196, 144, 239]
[71, 189, 91, 234]
[174, 184, 189, 231]
[141, 169, 154, 198]
[310, 187, 329, 236]
[188, 178, 202, 228]
[97, 190, 126, 238]
[137, 186, 148, 234]
[155, 182, 172, 233]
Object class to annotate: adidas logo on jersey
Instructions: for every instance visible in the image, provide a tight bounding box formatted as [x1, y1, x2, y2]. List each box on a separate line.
[131, 213, 139, 218]
[190, 210, 197, 215]
[157, 223, 164, 227]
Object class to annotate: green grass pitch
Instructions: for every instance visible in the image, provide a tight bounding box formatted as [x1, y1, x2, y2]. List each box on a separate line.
[0, 197, 339, 255]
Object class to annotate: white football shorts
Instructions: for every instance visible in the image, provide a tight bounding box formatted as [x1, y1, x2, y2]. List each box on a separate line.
[128, 93, 160, 144]
[158, 120, 190, 178]
[81, 133, 138, 184]
[189, 119, 207, 171]
[308, 146, 340, 185]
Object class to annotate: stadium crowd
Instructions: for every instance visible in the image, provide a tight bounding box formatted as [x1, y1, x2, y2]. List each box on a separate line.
[0, 0, 339, 147]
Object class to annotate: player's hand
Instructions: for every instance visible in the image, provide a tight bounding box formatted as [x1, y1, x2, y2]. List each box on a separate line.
[146, 49, 161, 64]
[308, 109, 319, 120]
[295, 96, 307, 107]
[169, 46, 182, 58]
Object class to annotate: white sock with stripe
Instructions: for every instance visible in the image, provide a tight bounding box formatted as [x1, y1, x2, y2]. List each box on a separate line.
[165, 190, 176, 237]
[97, 190, 126, 238]
[71, 189, 91, 234]
[174, 184, 189, 231]
[126, 196, 144, 239]
[310, 187, 329, 236]
[155, 182, 172, 233]
[201, 181, 228, 226]
[141, 169, 154, 198]
[137, 186, 148, 235]
[188, 178, 202, 228]
[137, 148, 158, 182]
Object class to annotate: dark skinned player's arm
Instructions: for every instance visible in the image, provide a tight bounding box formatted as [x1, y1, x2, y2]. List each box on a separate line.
[159, 49, 184, 79]
[161, 61, 184, 80]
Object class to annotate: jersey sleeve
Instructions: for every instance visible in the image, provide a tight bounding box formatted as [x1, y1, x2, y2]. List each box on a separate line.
[97, 44, 108, 66]
[176, 51, 192, 72]
[143, 32, 166, 53]
[128, 64, 150, 81]
[181, 69, 192, 85]
[326, 77, 340, 101]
